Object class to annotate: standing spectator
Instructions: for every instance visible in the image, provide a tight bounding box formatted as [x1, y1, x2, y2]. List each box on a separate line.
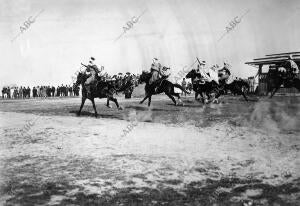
[2, 87, 6, 98]
[33, 87, 37, 97]
[7, 87, 11, 98]
[68, 85, 73, 96]
[27, 86, 31, 98]
[36, 86, 40, 97]
[13, 87, 18, 99]
[38, 86, 42, 97]
[43, 86, 47, 97]
[19, 86, 23, 98]
[57, 86, 60, 96]
[51, 86, 55, 97]
[65, 85, 68, 96]
[181, 78, 187, 96]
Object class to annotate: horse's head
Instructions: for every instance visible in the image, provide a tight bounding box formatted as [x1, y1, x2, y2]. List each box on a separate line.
[73, 72, 87, 88]
[186, 69, 199, 79]
[138, 71, 151, 84]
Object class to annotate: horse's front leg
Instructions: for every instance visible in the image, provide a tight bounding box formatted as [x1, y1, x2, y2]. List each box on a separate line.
[91, 98, 98, 117]
[174, 93, 184, 106]
[242, 92, 248, 101]
[166, 92, 177, 105]
[108, 96, 122, 110]
[106, 98, 112, 108]
[148, 95, 152, 107]
[195, 91, 199, 100]
[140, 95, 149, 104]
[270, 86, 280, 99]
[77, 97, 86, 116]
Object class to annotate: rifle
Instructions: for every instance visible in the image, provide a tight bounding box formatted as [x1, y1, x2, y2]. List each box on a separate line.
[81, 63, 88, 68]
[196, 57, 201, 66]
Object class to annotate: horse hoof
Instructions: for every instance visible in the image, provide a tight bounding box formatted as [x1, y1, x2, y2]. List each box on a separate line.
[139, 101, 143, 104]
[118, 106, 123, 110]
[107, 105, 112, 108]
[95, 113, 98, 118]
[76, 112, 81, 116]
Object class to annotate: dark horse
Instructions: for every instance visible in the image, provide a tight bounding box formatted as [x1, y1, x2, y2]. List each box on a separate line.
[186, 69, 249, 103]
[215, 79, 249, 101]
[267, 69, 300, 98]
[186, 69, 218, 103]
[74, 72, 133, 117]
[138, 71, 190, 106]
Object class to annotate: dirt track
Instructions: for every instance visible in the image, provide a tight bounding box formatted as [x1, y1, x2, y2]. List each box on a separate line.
[0, 95, 299, 205]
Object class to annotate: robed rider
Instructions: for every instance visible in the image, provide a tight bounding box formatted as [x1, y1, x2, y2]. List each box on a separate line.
[218, 62, 231, 84]
[282, 55, 299, 78]
[84, 57, 101, 95]
[149, 58, 170, 92]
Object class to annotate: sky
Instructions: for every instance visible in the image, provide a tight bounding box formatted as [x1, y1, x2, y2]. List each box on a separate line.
[0, 0, 299, 87]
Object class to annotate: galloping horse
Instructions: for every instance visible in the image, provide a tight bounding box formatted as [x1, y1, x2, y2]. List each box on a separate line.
[267, 69, 300, 98]
[186, 69, 249, 103]
[186, 69, 218, 103]
[215, 79, 249, 101]
[138, 70, 190, 106]
[74, 72, 133, 117]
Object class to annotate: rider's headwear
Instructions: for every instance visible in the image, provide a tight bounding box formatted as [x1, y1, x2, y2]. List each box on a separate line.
[153, 58, 158, 63]
[199, 60, 206, 65]
[91, 57, 95, 61]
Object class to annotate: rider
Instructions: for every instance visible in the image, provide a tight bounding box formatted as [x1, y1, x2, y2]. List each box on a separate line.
[149, 58, 163, 92]
[218, 62, 231, 84]
[196, 60, 212, 83]
[283, 55, 299, 78]
[84, 57, 100, 95]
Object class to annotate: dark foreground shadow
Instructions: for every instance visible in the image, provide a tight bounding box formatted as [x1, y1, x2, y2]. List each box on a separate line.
[2, 177, 299, 206]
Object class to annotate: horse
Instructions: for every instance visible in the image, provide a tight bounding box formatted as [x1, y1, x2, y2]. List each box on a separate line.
[214, 79, 249, 101]
[138, 70, 190, 106]
[186, 69, 249, 103]
[186, 69, 219, 103]
[74, 72, 133, 117]
[267, 69, 300, 98]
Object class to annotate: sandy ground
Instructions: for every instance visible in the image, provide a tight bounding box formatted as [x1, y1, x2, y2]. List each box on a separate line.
[0, 94, 299, 206]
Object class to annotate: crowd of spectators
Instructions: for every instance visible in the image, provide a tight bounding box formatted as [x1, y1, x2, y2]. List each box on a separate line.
[1, 73, 139, 99]
[1, 85, 80, 99]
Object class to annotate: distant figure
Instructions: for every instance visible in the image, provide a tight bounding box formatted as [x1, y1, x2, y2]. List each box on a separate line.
[181, 78, 187, 96]
[33, 87, 37, 97]
[19, 86, 23, 98]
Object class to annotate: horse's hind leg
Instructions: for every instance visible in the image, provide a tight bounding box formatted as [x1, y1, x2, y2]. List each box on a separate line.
[77, 97, 86, 116]
[234, 88, 248, 102]
[241, 92, 248, 101]
[106, 98, 112, 108]
[140, 95, 149, 104]
[270, 86, 280, 98]
[148, 95, 152, 107]
[165, 92, 177, 105]
[109, 96, 122, 110]
[91, 98, 98, 117]
[173, 93, 184, 106]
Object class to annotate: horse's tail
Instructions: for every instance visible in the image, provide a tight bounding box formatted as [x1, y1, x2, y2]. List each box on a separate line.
[174, 84, 191, 94]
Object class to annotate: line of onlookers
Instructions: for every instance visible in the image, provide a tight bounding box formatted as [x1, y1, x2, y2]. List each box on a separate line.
[1, 85, 80, 99]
